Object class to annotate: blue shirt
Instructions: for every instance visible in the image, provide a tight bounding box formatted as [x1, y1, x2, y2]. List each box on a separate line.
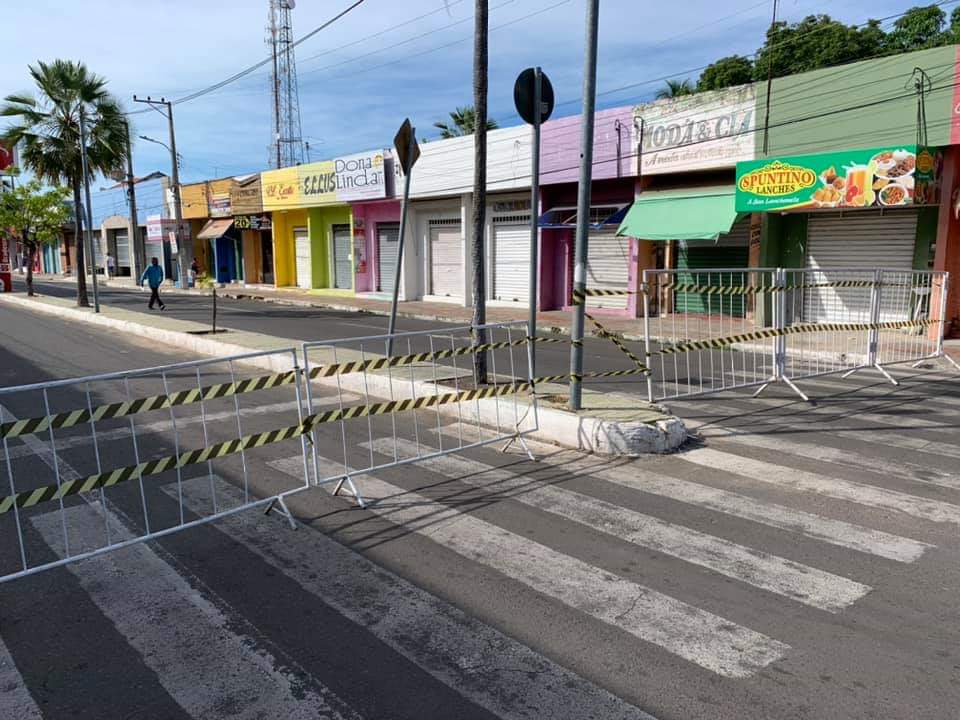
[140, 265, 164, 289]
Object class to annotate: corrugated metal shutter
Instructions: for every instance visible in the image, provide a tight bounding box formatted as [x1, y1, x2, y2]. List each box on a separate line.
[294, 227, 311, 289]
[585, 230, 630, 309]
[493, 217, 530, 303]
[333, 226, 352, 289]
[377, 222, 400, 293]
[803, 211, 917, 323]
[675, 219, 750, 317]
[430, 221, 461, 298]
[114, 230, 130, 269]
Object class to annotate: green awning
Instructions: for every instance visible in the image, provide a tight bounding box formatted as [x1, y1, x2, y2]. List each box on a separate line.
[616, 186, 741, 241]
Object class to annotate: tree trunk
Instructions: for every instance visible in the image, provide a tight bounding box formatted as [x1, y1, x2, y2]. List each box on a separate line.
[471, 0, 489, 385]
[71, 181, 90, 307]
[25, 241, 35, 297]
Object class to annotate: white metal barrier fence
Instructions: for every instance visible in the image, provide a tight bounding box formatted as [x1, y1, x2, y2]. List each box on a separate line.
[643, 267, 956, 402]
[0, 323, 540, 583]
[0, 348, 312, 584]
[301, 321, 539, 506]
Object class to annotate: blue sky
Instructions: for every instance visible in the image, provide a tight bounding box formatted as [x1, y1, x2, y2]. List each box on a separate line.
[3, 0, 928, 184]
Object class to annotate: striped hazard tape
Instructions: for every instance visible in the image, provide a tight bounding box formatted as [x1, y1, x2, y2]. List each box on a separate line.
[584, 313, 647, 371]
[655, 280, 909, 295]
[0, 370, 299, 440]
[655, 319, 936, 356]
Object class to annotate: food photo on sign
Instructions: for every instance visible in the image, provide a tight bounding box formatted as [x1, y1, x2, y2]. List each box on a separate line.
[735, 145, 941, 213]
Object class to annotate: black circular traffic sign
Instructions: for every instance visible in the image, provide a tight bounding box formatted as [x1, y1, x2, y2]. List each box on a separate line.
[514, 68, 554, 125]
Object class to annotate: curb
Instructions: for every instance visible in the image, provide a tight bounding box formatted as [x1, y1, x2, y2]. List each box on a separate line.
[0, 294, 686, 456]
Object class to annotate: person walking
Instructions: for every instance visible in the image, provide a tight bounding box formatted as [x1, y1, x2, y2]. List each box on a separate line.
[106, 253, 115, 278]
[139, 257, 166, 310]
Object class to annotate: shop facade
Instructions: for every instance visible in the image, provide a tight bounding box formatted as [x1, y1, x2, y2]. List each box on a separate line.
[262, 149, 391, 292]
[350, 199, 402, 296]
[231, 175, 274, 286]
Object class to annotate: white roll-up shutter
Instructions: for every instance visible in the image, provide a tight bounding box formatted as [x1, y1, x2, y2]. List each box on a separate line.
[294, 227, 311, 289]
[114, 230, 130, 269]
[585, 229, 630, 309]
[333, 226, 352, 289]
[803, 211, 917, 323]
[493, 216, 530, 303]
[429, 220, 461, 298]
[377, 222, 400, 293]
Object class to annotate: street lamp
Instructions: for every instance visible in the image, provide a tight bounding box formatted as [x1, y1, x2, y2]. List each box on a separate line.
[139, 136, 182, 167]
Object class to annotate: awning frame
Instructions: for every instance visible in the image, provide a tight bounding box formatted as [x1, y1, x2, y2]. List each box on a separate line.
[538, 203, 630, 230]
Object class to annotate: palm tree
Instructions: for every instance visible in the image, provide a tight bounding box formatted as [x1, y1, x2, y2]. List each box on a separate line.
[655, 79, 694, 100]
[1, 60, 128, 307]
[471, 1, 489, 384]
[433, 105, 498, 139]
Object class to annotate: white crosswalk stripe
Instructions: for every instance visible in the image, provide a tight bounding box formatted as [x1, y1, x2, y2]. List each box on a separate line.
[278, 454, 789, 679]
[432, 425, 932, 563]
[365, 437, 872, 612]
[679, 446, 960, 524]
[31, 502, 360, 720]
[682, 406, 960, 490]
[0, 637, 41, 719]
[169, 471, 658, 720]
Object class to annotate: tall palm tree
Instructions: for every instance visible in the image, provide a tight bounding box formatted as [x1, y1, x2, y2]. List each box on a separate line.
[655, 79, 694, 99]
[433, 105, 498, 139]
[2, 60, 128, 307]
[471, 0, 489, 384]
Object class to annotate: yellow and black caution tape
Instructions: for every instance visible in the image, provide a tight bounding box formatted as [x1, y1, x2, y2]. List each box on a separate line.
[572, 288, 634, 303]
[0, 370, 299, 440]
[656, 319, 935, 356]
[584, 313, 647, 370]
[656, 280, 906, 295]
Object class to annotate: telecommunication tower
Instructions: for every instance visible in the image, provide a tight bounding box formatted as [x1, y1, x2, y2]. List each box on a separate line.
[267, 0, 305, 168]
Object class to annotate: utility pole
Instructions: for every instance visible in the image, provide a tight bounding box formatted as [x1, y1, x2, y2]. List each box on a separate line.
[761, 0, 778, 156]
[568, 0, 600, 411]
[123, 120, 144, 280]
[133, 96, 191, 287]
[78, 107, 101, 313]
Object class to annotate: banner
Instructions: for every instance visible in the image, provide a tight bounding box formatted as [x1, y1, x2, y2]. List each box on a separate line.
[261, 167, 301, 211]
[735, 145, 942, 213]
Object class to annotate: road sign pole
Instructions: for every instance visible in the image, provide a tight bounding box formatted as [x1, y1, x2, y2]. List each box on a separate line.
[78, 107, 101, 314]
[387, 129, 415, 356]
[528, 67, 542, 378]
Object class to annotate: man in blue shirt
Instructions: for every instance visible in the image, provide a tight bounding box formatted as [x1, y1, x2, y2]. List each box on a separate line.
[139, 257, 166, 310]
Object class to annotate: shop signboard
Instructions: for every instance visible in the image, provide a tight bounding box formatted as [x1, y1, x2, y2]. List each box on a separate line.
[735, 145, 942, 213]
[208, 193, 231, 218]
[297, 150, 387, 207]
[231, 177, 263, 214]
[234, 214, 272, 231]
[635, 84, 755, 175]
[261, 167, 302, 211]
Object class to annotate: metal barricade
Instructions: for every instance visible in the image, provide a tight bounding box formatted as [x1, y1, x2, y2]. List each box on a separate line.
[301, 321, 538, 505]
[0, 348, 311, 584]
[873, 269, 951, 372]
[642, 267, 780, 401]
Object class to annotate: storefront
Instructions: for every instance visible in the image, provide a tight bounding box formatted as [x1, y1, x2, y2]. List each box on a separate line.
[231, 175, 274, 285]
[350, 200, 401, 296]
[262, 149, 390, 293]
[180, 182, 213, 275]
[737, 145, 943, 323]
[197, 218, 242, 284]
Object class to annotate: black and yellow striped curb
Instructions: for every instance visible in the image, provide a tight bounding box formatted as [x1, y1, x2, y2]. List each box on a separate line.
[307, 336, 565, 379]
[654, 319, 936, 356]
[0, 370, 299, 440]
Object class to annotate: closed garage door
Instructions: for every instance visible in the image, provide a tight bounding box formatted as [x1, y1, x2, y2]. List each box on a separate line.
[333, 225, 352, 289]
[803, 211, 917, 323]
[377, 222, 400, 293]
[493, 218, 530, 303]
[294, 227, 311, 289]
[114, 230, 130, 275]
[585, 230, 630, 309]
[676, 219, 750, 317]
[430, 221, 461, 298]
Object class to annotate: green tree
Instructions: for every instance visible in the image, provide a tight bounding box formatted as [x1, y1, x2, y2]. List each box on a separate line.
[697, 55, 754, 92]
[1, 60, 128, 307]
[433, 105, 499, 138]
[885, 5, 947, 52]
[655, 79, 694, 100]
[753, 15, 885, 80]
[0, 178, 71, 296]
[951, 6, 960, 39]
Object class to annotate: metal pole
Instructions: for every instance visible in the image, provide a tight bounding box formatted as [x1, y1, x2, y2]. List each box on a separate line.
[386, 129, 416, 356]
[528, 67, 542, 378]
[165, 100, 190, 289]
[568, 0, 599, 411]
[124, 121, 144, 281]
[761, 0, 778, 156]
[78, 107, 101, 313]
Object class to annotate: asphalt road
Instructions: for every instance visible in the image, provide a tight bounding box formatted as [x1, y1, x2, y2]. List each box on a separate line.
[1, 300, 959, 719]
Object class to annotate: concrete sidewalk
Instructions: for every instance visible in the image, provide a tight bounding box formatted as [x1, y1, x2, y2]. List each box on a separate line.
[0, 291, 686, 456]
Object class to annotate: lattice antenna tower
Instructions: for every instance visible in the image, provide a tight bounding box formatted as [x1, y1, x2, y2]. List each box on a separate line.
[267, 0, 305, 168]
